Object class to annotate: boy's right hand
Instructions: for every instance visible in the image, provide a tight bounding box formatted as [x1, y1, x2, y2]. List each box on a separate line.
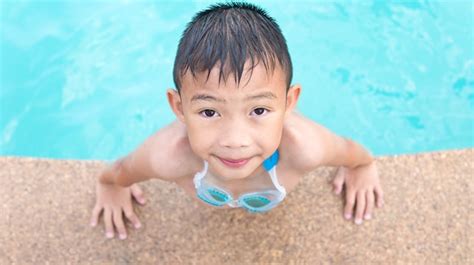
[90, 181, 146, 240]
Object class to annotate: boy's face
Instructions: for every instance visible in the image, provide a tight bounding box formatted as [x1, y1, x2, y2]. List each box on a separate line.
[167, 62, 300, 180]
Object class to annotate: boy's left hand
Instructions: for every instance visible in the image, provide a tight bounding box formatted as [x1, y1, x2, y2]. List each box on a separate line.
[332, 161, 384, 224]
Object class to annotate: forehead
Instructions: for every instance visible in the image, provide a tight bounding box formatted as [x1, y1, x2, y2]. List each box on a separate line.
[180, 61, 287, 99]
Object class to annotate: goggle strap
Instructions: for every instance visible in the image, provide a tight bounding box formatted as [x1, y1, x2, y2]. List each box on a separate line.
[193, 160, 208, 189]
[268, 166, 287, 196]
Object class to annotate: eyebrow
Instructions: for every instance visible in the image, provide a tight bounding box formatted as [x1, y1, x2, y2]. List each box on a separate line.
[190, 91, 277, 104]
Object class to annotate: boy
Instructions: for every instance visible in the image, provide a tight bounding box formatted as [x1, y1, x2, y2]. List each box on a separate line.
[90, 2, 384, 240]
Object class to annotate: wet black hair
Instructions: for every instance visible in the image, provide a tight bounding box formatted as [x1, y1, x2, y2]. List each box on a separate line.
[172, 1, 293, 94]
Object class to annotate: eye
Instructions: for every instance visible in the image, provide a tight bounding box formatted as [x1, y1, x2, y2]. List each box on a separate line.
[252, 107, 269, 116]
[199, 109, 219, 118]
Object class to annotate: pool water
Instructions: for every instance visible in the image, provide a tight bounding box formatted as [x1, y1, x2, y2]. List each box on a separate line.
[1, 0, 473, 160]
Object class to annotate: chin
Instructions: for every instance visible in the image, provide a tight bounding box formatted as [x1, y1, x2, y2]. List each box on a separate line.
[229, 168, 254, 179]
[218, 166, 251, 180]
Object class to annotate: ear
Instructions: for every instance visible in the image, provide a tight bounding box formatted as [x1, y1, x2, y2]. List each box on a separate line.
[166, 88, 186, 123]
[284, 84, 302, 118]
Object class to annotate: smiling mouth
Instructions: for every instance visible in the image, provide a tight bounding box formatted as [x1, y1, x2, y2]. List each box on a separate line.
[217, 156, 251, 168]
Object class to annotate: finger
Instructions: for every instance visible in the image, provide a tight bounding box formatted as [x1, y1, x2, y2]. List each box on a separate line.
[131, 184, 146, 204]
[375, 185, 384, 207]
[332, 169, 345, 195]
[354, 191, 366, 224]
[123, 206, 142, 229]
[113, 208, 128, 240]
[90, 204, 102, 227]
[344, 189, 356, 220]
[365, 190, 375, 220]
[104, 207, 114, 239]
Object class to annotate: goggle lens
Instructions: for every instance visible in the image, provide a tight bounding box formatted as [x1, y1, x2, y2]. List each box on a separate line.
[208, 188, 229, 202]
[242, 196, 271, 208]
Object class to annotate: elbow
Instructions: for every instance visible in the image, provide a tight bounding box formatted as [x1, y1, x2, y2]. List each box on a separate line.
[115, 175, 131, 188]
[114, 159, 134, 187]
[345, 139, 374, 169]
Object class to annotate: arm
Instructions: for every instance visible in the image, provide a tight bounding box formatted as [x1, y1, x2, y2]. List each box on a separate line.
[99, 120, 186, 187]
[288, 112, 374, 172]
[315, 125, 374, 169]
[99, 151, 155, 187]
[314, 120, 383, 224]
[288, 112, 383, 224]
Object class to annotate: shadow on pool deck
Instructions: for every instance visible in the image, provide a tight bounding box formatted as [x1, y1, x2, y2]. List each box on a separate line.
[1, 149, 472, 264]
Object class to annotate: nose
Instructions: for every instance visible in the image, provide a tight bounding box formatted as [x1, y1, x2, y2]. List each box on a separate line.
[218, 118, 252, 149]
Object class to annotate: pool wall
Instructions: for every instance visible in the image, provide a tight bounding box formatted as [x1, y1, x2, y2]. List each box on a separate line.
[1, 148, 472, 263]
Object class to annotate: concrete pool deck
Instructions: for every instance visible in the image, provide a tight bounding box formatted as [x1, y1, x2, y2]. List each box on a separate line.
[1, 149, 472, 264]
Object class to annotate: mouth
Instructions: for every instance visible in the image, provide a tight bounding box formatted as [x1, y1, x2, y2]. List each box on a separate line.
[217, 156, 251, 168]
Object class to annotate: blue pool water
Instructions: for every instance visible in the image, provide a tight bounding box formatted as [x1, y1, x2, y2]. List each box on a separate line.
[1, 0, 473, 160]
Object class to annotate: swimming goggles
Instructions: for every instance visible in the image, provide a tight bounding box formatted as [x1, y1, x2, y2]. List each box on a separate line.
[193, 150, 286, 213]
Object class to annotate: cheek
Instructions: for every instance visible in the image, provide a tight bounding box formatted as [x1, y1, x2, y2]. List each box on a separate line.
[187, 127, 215, 153]
[254, 119, 284, 146]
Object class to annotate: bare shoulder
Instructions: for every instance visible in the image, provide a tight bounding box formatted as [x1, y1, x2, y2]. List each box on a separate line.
[148, 119, 202, 181]
[280, 110, 328, 175]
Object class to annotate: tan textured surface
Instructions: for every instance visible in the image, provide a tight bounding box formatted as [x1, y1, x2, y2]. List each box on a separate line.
[1, 149, 473, 264]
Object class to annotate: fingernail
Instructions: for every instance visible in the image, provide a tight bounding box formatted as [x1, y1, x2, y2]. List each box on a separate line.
[106, 232, 114, 238]
[355, 219, 363, 225]
[90, 222, 96, 227]
[344, 213, 351, 219]
[119, 234, 127, 240]
[135, 223, 141, 229]
[364, 214, 372, 220]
